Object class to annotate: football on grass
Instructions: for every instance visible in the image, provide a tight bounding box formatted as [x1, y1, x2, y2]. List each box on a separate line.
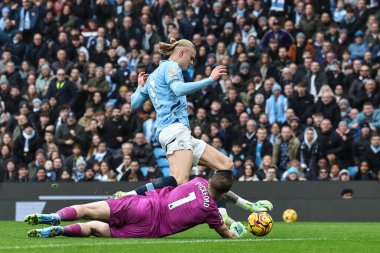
[247, 212, 273, 236]
[283, 209, 297, 223]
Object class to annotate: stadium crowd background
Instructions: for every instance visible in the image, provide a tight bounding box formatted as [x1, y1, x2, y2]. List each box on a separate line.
[0, 0, 380, 183]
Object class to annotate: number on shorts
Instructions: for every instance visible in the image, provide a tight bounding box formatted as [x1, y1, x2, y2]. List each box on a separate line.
[168, 192, 196, 210]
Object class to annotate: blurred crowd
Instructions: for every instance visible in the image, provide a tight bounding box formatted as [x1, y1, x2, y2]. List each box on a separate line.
[0, 0, 380, 183]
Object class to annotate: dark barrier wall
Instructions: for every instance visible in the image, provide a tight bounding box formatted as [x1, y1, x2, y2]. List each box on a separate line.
[1, 182, 380, 221]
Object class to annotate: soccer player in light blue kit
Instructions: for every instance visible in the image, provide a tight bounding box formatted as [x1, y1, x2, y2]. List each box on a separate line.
[118, 38, 273, 213]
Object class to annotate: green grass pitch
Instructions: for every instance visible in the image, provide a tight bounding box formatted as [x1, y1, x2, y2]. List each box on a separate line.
[0, 221, 379, 253]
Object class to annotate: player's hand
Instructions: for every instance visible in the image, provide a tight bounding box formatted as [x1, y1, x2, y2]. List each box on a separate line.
[230, 222, 247, 238]
[210, 65, 228, 81]
[138, 72, 149, 87]
[250, 200, 274, 212]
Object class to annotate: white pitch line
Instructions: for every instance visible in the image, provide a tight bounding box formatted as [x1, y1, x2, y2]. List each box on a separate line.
[0, 238, 332, 250]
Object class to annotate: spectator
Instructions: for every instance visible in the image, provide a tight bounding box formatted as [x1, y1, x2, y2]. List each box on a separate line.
[4, 159, 17, 182]
[32, 167, 47, 182]
[145, 166, 163, 182]
[248, 127, 273, 168]
[265, 84, 288, 124]
[85, 66, 110, 99]
[305, 61, 328, 98]
[120, 160, 144, 182]
[262, 166, 278, 181]
[272, 125, 300, 172]
[65, 143, 85, 173]
[88, 141, 113, 166]
[312, 92, 341, 127]
[260, 19, 294, 50]
[354, 123, 372, 164]
[72, 158, 87, 182]
[17, 164, 29, 182]
[350, 103, 380, 133]
[354, 160, 376, 180]
[44, 159, 57, 182]
[51, 50, 74, 74]
[59, 169, 74, 182]
[46, 69, 77, 108]
[54, 111, 86, 157]
[102, 106, 130, 151]
[299, 127, 320, 180]
[317, 167, 329, 181]
[339, 169, 350, 182]
[240, 119, 257, 155]
[363, 134, 380, 173]
[238, 164, 259, 181]
[115, 154, 132, 181]
[329, 164, 341, 181]
[1, 61, 22, 88]
[27, 149, 46, 181]
[97, 161, 116, 182]
[13, 123, 42, 165]
[299, 4, 320, 40]
[283, 167, 301, 181]
[132, 132, 155, 171]
[80, 167, 98, 182]
[318, 118, 343, 158]
[354, 79, 380, 110]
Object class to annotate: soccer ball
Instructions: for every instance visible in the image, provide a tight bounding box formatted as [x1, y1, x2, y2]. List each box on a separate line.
[283, 209, 297, 223]
[247, 212, 273, 236]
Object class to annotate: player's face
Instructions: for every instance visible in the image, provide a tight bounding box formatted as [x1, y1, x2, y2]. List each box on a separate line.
[179, 47, 196, 70]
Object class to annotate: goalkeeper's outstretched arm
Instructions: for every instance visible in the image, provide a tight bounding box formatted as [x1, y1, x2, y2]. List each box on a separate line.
[214, 208, 248, 238]
[214, 224, 237, 238]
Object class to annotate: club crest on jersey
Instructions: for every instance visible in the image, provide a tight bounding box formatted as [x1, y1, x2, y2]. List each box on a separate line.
[169, 69, 177, 78]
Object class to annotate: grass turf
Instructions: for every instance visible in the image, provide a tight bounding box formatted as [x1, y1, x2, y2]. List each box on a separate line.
[0, 221, 379, 253]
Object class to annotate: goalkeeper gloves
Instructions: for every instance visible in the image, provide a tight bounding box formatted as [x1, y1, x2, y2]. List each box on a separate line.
[246, 200, 274, 212]
[230, 222, 248, 238]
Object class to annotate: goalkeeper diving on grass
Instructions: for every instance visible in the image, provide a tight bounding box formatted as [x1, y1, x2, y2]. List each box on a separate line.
[25, 171, 247, 239]
[113, 38, 272, 213]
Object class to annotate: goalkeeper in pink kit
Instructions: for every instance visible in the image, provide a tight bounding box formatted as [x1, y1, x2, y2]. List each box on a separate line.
[25, 171, 247, 239]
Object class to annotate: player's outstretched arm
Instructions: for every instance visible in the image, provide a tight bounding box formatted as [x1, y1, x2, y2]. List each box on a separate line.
[169, 65, 227, 97]
[217, 208, 247, 238]
[223, 191, 273, 212]
[131, 72, 149, 111]
[215, 224, 236, 238]
[214, 222, 247, 239]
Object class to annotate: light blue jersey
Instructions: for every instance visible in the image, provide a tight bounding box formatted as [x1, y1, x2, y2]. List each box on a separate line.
[132, 60, 214, 139]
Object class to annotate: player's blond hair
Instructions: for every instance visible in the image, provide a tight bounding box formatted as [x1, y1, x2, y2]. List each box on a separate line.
[159, 38, 195, 56]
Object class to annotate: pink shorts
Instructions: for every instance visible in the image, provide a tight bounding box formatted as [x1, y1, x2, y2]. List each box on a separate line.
[106, 195, 153, 238]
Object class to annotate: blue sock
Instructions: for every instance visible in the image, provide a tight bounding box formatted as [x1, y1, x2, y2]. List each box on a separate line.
[135, 176, 178, 195]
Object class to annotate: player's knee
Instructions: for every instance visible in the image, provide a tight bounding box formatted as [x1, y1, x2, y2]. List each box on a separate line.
[77, 223, 91, 236]
[225, 158, 234, 171]
[175, 176, 189, 185]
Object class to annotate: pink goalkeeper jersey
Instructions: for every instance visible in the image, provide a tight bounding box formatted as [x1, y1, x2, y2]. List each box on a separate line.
[145, 177, 224, 237]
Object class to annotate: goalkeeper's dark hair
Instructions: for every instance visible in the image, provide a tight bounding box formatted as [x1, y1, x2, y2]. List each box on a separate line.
[209, 170, 233, 196]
